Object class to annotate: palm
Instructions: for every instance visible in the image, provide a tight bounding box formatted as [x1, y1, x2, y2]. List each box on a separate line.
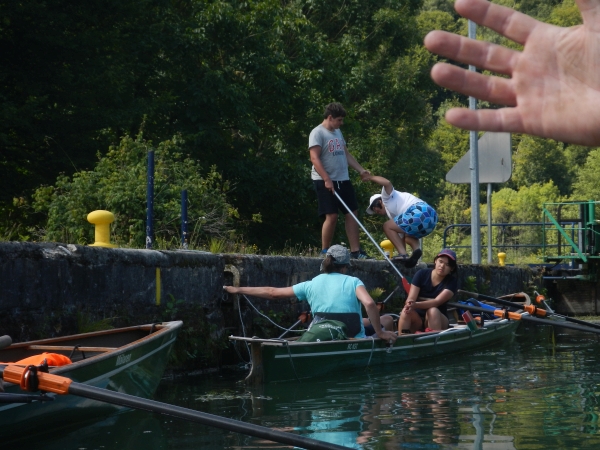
[425, 0, 600, 146]
[512, 25, 600, 145]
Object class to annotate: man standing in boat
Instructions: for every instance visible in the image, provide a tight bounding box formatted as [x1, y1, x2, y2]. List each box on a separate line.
[364, 174, 437, 268]
[309, 102, 372, 260]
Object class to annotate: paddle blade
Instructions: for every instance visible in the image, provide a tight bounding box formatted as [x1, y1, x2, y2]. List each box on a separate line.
[401, 277, 411, 294]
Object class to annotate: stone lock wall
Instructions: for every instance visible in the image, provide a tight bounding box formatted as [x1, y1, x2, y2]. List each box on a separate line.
[0, 241, 533, 369]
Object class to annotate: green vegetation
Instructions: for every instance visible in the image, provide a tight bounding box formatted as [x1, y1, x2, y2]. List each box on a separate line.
[1, 0, 597, 264]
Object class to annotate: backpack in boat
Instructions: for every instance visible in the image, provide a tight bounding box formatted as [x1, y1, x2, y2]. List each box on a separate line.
[311, 312, 362, 338]
[297, 319, 348, 342]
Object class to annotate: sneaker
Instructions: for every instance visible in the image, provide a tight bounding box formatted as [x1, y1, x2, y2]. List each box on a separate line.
[351, 249, 372, 259]
[392, 254, 408, 263]
[404, 249, 422, 268]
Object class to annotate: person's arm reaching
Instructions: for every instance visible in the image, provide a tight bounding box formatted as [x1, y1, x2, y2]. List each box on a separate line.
[345, 148, 370, 178]
[361, 174, 393, 196]
[424, 0, 600, 146]
[356, 285, 397, 342]
[223, 285, 296, 300]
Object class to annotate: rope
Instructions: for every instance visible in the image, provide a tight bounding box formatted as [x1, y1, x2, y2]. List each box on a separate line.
[365, 337, 375, 368]
[242, 295, 304, 333]
[234, 294, 306, 366]
[236, 294, 251, 364]
[284, 340, 301, 382]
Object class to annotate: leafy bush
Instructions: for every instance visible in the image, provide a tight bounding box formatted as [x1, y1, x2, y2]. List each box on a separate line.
[32, 134, 237, 248]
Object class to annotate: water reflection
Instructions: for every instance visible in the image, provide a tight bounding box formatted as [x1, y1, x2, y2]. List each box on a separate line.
[9, 323, 600, 449]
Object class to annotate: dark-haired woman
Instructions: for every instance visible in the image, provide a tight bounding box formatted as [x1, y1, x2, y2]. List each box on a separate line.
[398, 249, 458, 333]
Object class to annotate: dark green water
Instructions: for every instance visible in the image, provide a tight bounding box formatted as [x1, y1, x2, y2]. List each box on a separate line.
[15, 323, 600, 449]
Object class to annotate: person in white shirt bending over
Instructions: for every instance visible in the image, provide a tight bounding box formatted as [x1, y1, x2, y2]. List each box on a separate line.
[363, 174, 437, 268]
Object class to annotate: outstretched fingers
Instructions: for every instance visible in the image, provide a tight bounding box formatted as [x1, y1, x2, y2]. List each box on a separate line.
[453, 0, 543, 45]
[430, 63, 516, 106]
[425, 32, 519, 75]
[444, 107, 525, 135]
[573, 0, 599, 30]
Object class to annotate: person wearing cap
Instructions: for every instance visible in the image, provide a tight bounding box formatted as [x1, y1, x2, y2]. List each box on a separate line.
[309, 102, 371, 260]
[223, 245, 397, 341]
[363, 174, 437, 268]
[397, 249, 458, 333]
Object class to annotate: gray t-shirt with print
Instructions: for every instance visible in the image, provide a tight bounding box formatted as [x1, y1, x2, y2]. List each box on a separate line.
[308, 125, 349, 181]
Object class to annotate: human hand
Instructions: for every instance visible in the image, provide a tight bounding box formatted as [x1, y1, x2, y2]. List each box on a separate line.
[424, 0, 600, 146]
[377, 330, 397, 343]
[223, 286, 237, 294]
[359, 170, 371, 181]
[324, 178, 334, 193]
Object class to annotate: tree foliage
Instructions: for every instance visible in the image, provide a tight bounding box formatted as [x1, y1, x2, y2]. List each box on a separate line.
[2, 0, 440, 251]
[511, 135, 571, 195]
[32, 134, 236, 247]
[2, 0, 599, 257]
[572, 149, 600, 201]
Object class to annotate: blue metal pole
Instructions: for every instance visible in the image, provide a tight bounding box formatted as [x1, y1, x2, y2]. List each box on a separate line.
[146, 150, 154, 249]
[181, 190, 188, 249]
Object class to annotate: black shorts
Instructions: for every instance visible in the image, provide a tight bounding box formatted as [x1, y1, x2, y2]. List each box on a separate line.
[313, 179, 358, 217]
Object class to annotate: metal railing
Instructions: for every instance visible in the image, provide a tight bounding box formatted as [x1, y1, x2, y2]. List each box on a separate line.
[442, 222, 579, 259]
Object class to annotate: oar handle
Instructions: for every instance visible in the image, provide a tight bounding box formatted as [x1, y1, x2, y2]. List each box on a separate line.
[493, 309, 522, 320]
[3, 365, 72, 394]
[460, 290, 549, 317]
[523, 304, 547, 317]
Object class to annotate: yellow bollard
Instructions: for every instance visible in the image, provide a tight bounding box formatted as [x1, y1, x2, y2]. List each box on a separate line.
[380, 239, 394, 258]
[87, 210, 116, 248]
[498, 252, 506, 266]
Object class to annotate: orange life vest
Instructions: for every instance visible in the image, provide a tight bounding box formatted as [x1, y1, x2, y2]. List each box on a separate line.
[14, 352, 72, 366]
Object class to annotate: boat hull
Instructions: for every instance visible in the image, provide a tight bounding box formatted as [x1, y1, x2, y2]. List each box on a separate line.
[0, 321, 182, 436]
[231, 319, 519, 384]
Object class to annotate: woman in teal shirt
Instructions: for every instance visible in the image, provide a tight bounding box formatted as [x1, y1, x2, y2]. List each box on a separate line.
[224, 245, 396, 342]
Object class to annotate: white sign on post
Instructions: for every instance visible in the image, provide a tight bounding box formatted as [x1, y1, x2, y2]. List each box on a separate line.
[446, 132, 512, 263]
[446, 132, 512, 184]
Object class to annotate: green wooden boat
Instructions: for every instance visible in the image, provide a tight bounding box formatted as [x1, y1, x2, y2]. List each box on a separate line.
[230, 317, 520, 384]
[0, 321, 182, 436]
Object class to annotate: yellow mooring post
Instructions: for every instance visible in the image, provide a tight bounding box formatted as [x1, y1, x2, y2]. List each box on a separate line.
[498, 252, 506, 266]
[380, 239, 394, 258]
[87, 210, 116, 248]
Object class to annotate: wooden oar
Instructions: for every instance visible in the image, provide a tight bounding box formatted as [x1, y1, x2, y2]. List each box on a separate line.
[333, 191, 412, 293]
[459, 290, 600, 331]
[0, 365, 352, 450]
[449, 301, 600, 334]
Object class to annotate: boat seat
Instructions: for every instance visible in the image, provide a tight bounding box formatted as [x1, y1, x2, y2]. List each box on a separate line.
[312, 312, 362, 338]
